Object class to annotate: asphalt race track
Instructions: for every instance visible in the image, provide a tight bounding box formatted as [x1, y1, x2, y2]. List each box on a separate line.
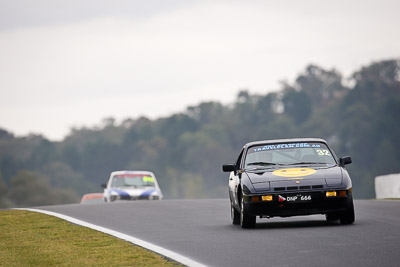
[33, 199, 400, 267]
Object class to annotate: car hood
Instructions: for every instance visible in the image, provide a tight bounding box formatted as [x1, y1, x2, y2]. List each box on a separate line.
[245, 165, 343, 192]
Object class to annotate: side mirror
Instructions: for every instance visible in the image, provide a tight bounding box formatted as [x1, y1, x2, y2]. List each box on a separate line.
[101, 183, 107, 188]
[222, 163, 235, 172]
[340, 156, 352, 166]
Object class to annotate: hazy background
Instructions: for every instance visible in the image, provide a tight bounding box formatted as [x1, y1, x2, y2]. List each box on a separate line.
[1, 0, 399, 140]
[0, 1, 399, 208]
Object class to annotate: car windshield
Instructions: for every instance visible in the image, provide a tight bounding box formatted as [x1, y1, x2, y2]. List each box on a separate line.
[111, 174, 155, 188]
[244, 142, 336, 169]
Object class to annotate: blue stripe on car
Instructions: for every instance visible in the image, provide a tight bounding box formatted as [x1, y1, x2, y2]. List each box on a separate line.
[140, 189, 157, 196]
[109, 189, 130, 196]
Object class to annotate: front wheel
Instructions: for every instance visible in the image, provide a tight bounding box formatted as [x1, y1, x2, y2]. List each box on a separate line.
[325, 212, 339, 222]
[339, 197, 355, 225]
[240, 197, 256, 229]
[231, 205, 240, 225]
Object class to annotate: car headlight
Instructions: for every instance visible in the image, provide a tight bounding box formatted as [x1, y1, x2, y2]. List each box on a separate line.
[148, 193, 160, 200]
[110, 193, 121, 201]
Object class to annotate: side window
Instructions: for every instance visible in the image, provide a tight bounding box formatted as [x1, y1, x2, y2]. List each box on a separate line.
[235, 148, 244, 170]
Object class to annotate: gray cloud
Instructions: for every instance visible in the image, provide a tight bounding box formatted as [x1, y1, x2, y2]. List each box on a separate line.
[0, 0, 192, 31]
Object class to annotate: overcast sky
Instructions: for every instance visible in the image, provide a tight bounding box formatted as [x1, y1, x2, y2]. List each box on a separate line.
[1, 0, 399, 141]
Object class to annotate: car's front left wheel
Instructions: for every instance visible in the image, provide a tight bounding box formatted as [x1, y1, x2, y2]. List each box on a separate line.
[325, 212, 339, 222]
[339, 197, 355, 225]
[240, 197, 256, 229]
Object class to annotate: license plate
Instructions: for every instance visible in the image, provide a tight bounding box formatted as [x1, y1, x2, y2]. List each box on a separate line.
[286, 194, 312, 202]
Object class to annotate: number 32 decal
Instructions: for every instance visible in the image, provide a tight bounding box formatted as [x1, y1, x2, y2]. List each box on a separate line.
[316, 149, 331, 156]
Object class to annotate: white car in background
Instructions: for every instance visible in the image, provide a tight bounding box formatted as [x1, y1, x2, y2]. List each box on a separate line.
[102, 170, 163, 202]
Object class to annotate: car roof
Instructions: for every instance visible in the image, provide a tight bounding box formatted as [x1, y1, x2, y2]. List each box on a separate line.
[244, 138, 328, 148]
[110, 170, 155, 176]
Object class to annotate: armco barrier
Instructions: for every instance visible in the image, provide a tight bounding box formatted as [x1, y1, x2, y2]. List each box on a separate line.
[375, 173, 400, 199]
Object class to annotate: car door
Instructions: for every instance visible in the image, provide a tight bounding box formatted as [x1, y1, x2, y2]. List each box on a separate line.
[229, 148, 244, 209]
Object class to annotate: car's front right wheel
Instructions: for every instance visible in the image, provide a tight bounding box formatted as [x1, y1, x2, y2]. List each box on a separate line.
[240, 197, 256, 229]
[231, 204, 240, 225]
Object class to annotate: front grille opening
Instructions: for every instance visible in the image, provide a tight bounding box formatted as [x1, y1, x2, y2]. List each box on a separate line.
[287, 186, 298, 190]
[299, 186, 311, 190]
[312, 185, 323, 189]
[274, 187, 285, 191]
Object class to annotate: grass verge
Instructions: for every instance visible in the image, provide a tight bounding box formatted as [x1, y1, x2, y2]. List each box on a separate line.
[0, 210, 180, 266]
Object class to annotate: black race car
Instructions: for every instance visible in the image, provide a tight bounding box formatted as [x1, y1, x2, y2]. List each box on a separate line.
[222, 138, 355, 228]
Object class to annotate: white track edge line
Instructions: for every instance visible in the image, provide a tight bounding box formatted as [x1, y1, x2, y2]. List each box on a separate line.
[16, 208, 208, 267]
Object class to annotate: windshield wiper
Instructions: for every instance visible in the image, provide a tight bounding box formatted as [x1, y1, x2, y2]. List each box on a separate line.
[247, 162, 279, 166]
[284, 162, 326, 165]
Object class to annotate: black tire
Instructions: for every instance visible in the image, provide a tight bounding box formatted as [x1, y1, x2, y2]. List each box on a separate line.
[240, 197, 256, 229]
[325, 212, 339, 222]
[231, 205, 240, 225]
[340, 198, 355, 225]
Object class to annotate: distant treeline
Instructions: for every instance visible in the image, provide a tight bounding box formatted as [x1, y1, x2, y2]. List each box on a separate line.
[1, 59, 399, 208]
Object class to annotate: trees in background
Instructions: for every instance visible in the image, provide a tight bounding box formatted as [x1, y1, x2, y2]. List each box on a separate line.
[0, 59, 399, 208]
[2, 170, 78, 207]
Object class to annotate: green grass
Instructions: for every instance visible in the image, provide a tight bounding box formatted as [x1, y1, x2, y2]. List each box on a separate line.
[0, 210, 180, 266]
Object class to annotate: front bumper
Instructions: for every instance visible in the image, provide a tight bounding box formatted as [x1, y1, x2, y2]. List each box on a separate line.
[110, 195, 160, 201]
[243, 190, 352, 217]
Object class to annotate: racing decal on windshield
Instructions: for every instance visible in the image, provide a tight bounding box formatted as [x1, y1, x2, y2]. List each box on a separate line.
[250, 143, 322, 153]
[143, 176, 154, 183]
[116, 174, 152, 178]
[316, 149, 331, 156]
[272, 168, 317, 177]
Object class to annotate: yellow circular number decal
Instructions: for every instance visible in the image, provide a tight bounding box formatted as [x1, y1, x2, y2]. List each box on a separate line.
[272, 168, 316, 177]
